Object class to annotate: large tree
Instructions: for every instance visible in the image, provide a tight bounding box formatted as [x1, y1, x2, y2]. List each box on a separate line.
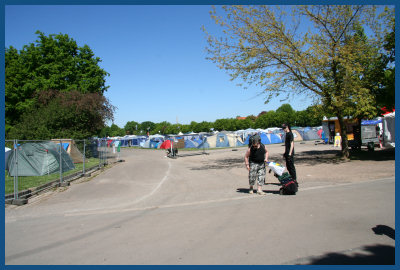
[204, 5, 392, 158]
[5, 31, 112, 139]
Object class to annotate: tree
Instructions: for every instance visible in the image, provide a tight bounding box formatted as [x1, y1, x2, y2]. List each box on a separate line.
[154, 121, 171, 135]
[124, 121, 140, 135]
[139, 121, 156, 135]
[7, 90, 114, 140]
[204, 5, 392, 158]
[5, 31, 111, 139]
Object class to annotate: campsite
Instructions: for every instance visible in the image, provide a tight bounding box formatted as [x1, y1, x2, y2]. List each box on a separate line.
[5, 140, 395, 264]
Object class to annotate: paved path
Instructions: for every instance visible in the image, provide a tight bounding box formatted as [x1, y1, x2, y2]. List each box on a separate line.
[5, 147, 395, 265]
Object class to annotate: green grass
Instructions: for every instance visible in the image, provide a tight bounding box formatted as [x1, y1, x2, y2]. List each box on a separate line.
[5, 158, 100, 195]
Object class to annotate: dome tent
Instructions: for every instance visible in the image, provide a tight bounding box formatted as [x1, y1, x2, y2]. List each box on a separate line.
[6, 141, 75, 177]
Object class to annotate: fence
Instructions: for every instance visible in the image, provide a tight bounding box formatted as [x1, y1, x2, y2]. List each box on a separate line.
[4, 139, 120, 205]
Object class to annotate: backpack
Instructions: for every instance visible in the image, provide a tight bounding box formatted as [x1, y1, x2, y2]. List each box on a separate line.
[278, 172, 298, 195]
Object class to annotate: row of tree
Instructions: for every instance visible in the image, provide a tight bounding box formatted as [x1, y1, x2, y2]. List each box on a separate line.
[99, 103, 327, 137]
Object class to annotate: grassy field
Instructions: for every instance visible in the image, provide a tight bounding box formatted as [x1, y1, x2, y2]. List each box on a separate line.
[5, 158, 100, 195]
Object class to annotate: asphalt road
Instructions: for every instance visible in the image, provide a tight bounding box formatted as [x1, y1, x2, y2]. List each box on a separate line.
[5, 148, 395, 265]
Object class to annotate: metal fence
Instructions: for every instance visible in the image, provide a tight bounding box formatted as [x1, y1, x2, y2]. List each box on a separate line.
[4, 139, 120, 205]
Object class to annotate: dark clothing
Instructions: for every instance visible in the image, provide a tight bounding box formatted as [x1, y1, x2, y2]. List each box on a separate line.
[249, 144, 266, 164]
[285, 155, 297, 181]
[284, 131, 295, 156]
[284, 131, 297, 181]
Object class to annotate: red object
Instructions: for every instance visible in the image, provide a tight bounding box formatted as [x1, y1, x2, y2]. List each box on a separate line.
[317, 129, 323, 139]
[381, 107, 395, 115]
[160, 140, 173, 149]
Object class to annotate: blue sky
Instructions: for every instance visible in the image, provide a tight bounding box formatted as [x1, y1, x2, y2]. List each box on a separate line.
[6, 5, 318, 127]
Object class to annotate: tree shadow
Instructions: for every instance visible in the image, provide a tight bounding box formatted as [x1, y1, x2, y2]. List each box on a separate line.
[349, 148, 395, 161]
[191, 157, 244, 170]
[372, 225, 395, 240]
[298, 225, 395, 265]
[189, 148, 394, 171]
[299, 244, 395, 265]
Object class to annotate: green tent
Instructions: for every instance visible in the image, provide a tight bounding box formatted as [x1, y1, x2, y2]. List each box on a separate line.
[6, 141, 75, 177]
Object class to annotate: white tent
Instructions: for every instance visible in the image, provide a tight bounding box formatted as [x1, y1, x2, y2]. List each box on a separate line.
[383, 112, 395, 148]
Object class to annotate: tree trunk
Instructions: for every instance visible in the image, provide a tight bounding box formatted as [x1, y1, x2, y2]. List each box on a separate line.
[337, 114, 350, 159]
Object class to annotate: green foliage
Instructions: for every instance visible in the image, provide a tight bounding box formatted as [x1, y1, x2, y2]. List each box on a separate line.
[124, 121, 140, 135]
[7, 90, 114, 140]
[5, 31, 112, 139]
[204, 5, 393, 157]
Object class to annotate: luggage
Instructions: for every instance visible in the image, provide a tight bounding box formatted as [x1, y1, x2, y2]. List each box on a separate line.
[267, 161, 298, 195]
[277, 172, 298, 195]
[267, 161, 285, 176]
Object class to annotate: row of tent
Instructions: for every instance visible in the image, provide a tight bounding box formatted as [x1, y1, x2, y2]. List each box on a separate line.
[107, 126, 326, 150]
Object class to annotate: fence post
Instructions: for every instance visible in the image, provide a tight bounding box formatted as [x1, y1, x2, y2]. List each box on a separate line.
[59, 139, 69, 187]
[83, 139, 86, 175]
[11, 139, 27, 205]
[13, 139, 18, 200]
[99, 139, 102, 169]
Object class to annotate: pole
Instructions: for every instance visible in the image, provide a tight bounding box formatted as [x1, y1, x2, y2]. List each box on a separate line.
[59, 139, 63, 184]
[13, 139, 18, 200]
[83, 139, 86, 174]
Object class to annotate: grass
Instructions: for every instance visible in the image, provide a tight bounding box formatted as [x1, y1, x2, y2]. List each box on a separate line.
[5, 158, 100, 195]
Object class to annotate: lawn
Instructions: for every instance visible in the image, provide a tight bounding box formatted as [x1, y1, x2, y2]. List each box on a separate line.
[5, 158, 100, 195]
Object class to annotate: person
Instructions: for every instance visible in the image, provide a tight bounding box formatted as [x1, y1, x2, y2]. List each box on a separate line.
[282, 123, 298, 186]
[244, 134, 269, 195]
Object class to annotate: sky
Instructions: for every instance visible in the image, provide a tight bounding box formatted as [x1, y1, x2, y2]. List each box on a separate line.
[5, 5, 317, 127]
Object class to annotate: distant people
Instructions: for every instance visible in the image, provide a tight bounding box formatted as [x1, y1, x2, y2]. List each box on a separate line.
[282, 123, 298, 187]
[244, 134, 269, 195]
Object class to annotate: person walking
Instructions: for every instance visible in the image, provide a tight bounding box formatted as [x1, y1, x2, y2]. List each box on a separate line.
[282, 123, 298, 186]
[244, 134, 269, 195]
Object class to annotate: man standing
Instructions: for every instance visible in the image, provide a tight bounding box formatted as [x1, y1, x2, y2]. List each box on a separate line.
[282, 123, 298, 186]
[244, 134, 269, 195]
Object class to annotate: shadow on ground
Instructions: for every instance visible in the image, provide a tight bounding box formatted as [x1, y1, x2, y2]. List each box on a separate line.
[349, 148, 395, 161]
[236, 188, 280, 195]
[298, 244, 395, 265]
[189, 148, 395, 170]
[297, 225, 395, 265]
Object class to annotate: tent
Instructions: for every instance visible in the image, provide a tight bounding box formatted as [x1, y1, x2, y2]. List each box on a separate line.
[184, 139, 199, 148]
[160, 140, 173, 149]
[52, 139, 83, 163]
[216, 133, 230, 147]
[281, 129, 303, 142]
[244, 133, 270, 145]
[267, 133, 283, 144]
[5, 147, 11, 168]
[6, 141, 75, 177]
[205, 133, 230, 148]
[301, 127, 321, 141]
[382, 112, 395, 148]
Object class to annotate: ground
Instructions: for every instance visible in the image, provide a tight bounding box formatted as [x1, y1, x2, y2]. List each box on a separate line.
[5, 141, 396, 265]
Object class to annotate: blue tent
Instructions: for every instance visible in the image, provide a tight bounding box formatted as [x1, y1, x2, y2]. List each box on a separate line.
[184, 139, 199, 148]
[268, 133, 283, 144]
[244, 133, 271, 145]
[216, 133, 230, 147]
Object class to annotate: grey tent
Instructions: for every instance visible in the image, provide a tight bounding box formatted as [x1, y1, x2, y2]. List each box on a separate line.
[6, 141, 75, 177]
